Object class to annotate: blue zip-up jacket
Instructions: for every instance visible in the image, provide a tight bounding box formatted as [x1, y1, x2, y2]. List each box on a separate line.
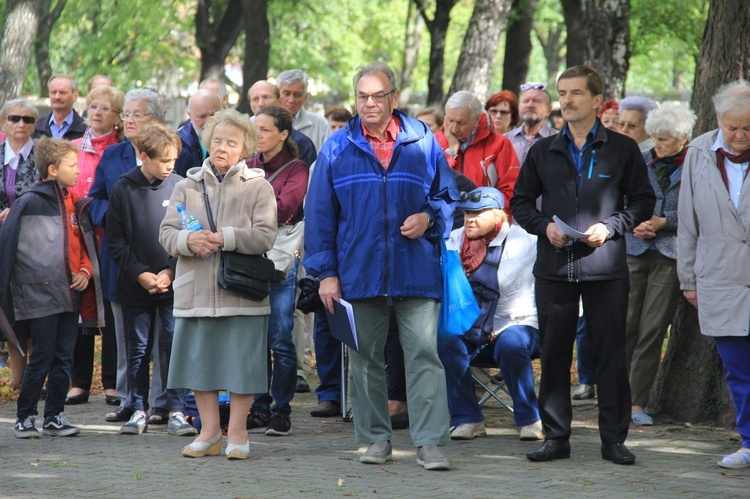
[304, 110, 458, 300]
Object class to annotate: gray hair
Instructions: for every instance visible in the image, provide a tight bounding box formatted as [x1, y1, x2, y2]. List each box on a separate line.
[0, 98, 39, 121]
[645, 103, 696, 140]
[277, 70, 309, 93]
[202, 108, 258, 159]
[352, 62, 397, 94]
[125, 88, 165, 123]
[713, 80, 750, 118]
[199, 77, 228, 102]
[445, 91, 483, 119]
[47, 73, 79, 93]
[619, 96, 658, 121]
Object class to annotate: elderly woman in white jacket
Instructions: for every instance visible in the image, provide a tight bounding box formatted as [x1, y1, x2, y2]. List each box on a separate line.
[160, 109, 277, 461]
[437, 187, 542, 442]
[677, 81, 750, 469]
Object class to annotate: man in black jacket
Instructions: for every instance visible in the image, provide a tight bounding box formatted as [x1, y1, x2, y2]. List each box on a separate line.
[511, 65, 655, 465]
[33, 75, 86, 141]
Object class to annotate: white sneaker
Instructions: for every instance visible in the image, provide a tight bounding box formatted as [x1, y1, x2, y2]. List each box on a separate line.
[450, 422, 487, 440]
[519, 420, 544, 441]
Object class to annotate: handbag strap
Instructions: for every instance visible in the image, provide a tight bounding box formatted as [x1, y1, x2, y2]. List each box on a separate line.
[201, 180, 218, 233]
[266, 159, 296, 184]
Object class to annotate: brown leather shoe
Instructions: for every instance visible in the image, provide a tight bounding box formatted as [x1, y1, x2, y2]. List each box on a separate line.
[310, 400, 341, 417]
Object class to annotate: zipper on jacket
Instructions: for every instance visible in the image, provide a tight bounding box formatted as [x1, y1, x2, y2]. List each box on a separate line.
[587, 149, 597, 179]
[58, 185, 76, 307]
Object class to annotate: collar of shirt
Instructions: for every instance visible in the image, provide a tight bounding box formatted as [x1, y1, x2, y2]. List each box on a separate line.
[460, 126, 479, 153]
[4, 139, 34, 169]
[49, 110, 75, 138]
[562, 121, 598, 155]
[362, 115, 400, 169]
[711, 131, 750, 162]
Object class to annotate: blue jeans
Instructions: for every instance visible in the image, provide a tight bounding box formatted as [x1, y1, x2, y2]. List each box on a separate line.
[254, 259, 298, 416]
[438, 325, 541, 427]
[314, 312, 342, 404]
[17, 306, 80, 420]
[714, 336, 750, 449]
[576, 316, 597, 385]
[124, 304, 184, 413]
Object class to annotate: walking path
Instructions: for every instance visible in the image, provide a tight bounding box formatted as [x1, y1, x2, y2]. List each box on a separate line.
[0, 378, 746, 498]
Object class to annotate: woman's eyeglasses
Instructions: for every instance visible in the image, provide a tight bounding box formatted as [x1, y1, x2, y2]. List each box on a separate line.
[6, 115, 35, 124]
[488, 109, 511, 117]
[520, 82, 547, 92]
[120, 112, 152, 121]
[89, 103, 119, 115]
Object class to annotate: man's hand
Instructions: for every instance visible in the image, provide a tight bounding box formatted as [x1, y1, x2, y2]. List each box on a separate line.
[683, 290, 698, 309]
[400, 213, 430, 240]
[581, 223, 609, 248]
[443, 117, 459, 155]
[137, 272, 160, 293]
[319, 276, 341, 314]
[546, 223, 569, 248]
[70, 272, 89, 291]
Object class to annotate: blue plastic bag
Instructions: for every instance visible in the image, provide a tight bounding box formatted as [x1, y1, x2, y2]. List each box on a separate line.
[437, 239, 480, 338]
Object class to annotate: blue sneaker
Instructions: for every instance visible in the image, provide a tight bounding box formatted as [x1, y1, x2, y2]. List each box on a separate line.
[631, 412, 653, 426]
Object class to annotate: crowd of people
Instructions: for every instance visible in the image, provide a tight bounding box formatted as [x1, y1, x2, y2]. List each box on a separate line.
[0, 61, 748, 472]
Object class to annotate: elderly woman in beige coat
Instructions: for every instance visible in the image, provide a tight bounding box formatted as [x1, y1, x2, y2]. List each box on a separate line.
[677, 81, 750, 470]
[160, 109, 277, 461]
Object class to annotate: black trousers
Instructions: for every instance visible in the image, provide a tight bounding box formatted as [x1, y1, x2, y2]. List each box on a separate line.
[70, 299, 117, 391]
[535, 278, 631, 444]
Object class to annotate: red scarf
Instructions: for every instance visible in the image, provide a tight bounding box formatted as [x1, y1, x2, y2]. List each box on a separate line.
[716, 147, 750, 192]
[460, 222, 502, 276]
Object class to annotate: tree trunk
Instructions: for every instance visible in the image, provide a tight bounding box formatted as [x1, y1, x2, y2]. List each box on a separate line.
[535, 22, 565, 91]
[0, 0, 40, 104]
[236, 0, 269, 114]
[650, 0, 750, 429]
[34, 0, 67, 97]
[449, 0, 512, 99]
[398, 0, 423, 108]
[649, 301, 735, 427]
[501, 0, 538, 94]
[689, 0, 750, 137]
[415, 0, 458, 107]
[560, 0, 630, 100]
[195, 0, 245, 82]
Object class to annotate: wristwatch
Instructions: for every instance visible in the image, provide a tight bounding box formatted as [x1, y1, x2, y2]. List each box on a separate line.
[425, 213, 434, 229]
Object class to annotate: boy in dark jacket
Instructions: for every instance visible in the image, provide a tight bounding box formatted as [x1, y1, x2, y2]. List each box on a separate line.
[106, 124, 194, 436]
[0, 137, 93, 438]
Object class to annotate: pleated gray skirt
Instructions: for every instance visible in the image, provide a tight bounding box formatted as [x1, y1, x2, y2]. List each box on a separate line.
[167, 315, 268, 394]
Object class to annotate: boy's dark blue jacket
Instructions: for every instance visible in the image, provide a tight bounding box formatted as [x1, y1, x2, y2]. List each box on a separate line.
[106, 168, 180, 306]
[0, 180, 104, 324]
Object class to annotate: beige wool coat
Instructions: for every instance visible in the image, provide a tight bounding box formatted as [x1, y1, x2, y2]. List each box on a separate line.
[677, 129, 750, 337]
[159, 160, 277, 317]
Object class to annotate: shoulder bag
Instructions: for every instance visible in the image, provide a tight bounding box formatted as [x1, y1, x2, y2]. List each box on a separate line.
[264, 159, 305, 276]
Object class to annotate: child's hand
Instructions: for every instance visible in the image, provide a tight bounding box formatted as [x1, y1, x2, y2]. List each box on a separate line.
[70, 272, 89, 291]
[137, 272, 160, 293]
[154, 269, 174, 293]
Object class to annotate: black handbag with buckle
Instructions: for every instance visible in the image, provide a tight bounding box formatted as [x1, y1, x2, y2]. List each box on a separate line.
[202, 180, 280, 301]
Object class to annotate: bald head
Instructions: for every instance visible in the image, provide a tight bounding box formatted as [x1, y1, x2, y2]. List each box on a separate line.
[188, 89, 221, 133]
[249, 80, 280, 115]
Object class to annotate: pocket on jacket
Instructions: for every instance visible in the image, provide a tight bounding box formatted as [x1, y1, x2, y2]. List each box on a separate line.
[172, 270, 195, 311]
[696, 278, 750, 335]
[12, 269, 59, 312]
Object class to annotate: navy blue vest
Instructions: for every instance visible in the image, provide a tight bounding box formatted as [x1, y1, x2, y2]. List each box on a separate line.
[464, 243, 504, 346]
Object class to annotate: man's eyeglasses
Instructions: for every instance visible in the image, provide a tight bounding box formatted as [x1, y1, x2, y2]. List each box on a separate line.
[6, 115, 35, 124]
[89, 103, 119, 115]
[520, 82, 547, 92]
[120, 112, 152, 121]
[356, 90, 395, 104]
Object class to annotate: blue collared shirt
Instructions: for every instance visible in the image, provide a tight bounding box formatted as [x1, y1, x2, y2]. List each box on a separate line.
[49, 110, 75, 139]
[562, 121, 599, 186]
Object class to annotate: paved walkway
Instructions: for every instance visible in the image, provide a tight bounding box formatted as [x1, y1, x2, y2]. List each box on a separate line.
[0, 378, 747, 498]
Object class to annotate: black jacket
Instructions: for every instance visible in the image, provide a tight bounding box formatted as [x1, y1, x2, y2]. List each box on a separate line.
[106, 168, 180, 306]
[510, 121, 655, 282]
[33, 110, 87, 141]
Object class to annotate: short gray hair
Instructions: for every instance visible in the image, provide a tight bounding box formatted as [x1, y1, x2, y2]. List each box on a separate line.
[645, 103, 696, 140]
[0, 98, 39, 121]
[713, 80, 750, 118]
[199, 77, 228, 102]
[619, 96, 657, 121]
[352, 62, 397, 93]
[277, 70, 309, 93]
[202, 108, 258, 159]
[48, 73, 79, 93]
[125, 88, 165, 123]
[445, 91, 483, 119]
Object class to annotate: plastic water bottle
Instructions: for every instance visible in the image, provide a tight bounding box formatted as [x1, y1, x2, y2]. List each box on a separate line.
[176, 204, 203, 232]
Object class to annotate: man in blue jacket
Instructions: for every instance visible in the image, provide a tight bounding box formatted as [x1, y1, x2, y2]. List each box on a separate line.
[304, 62, 458, 471]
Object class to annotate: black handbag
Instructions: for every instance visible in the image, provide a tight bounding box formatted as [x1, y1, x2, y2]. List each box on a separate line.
[202, 180, 279, 301]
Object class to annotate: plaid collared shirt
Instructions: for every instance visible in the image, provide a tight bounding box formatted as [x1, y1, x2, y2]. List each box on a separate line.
[505, 123, 558, 165]
[362, 116, 400, 170]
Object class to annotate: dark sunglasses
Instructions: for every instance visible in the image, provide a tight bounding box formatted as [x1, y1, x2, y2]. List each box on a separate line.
[459, 191, 497, 204]
[520, 82, 547, 92]
[6, 115, 35, 124]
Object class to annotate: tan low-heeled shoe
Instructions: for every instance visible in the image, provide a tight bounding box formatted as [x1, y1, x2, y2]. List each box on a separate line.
[181, 431, 222, 458]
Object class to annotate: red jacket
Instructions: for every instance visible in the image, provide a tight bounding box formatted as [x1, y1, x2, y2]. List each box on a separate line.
[436, 113, 520, 205]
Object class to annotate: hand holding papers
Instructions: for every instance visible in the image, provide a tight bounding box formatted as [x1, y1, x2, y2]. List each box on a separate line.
[552, 215, 594, 240]
[324, 298, 360, 352]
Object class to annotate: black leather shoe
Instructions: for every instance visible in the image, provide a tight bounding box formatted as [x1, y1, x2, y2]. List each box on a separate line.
[390, 411, 409, 430]
[65, 390, 90, 405]
[105, 395, 120, 406]
[105, 406, 134, 423]
[527, 440, 571, 462]
[295, 375, 311, 393]
[601, 443, 636, 465]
